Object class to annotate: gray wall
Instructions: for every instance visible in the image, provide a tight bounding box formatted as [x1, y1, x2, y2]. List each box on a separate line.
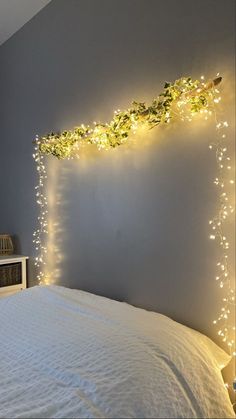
[0, 0, 235, 347]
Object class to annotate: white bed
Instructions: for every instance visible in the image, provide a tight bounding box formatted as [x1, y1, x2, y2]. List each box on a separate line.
[0, 285, 234, 418]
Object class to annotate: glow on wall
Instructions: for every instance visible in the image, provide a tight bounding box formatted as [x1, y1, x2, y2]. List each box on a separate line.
[32, 75, 235, 364]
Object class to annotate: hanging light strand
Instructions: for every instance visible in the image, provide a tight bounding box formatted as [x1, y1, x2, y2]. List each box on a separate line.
[209, 93, 235, 355]
[33, 135, 49, 284]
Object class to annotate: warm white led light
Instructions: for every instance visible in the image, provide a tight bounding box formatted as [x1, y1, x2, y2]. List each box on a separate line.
[208, 108, 235, 356]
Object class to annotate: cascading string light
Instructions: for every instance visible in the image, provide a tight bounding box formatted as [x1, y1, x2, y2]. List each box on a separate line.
[207, 77, 235, 396]
[33, 135, 49, 285]
[32, 75, 235, 371]
[209, 112, 235, 354]
[176, 74, 235, 363]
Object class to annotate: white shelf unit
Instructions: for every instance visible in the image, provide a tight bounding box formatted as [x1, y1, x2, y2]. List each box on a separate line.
[0, 255, 28, 297]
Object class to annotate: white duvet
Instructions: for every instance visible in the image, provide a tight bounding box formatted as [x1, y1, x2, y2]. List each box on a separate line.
[0, 285, 234, 418]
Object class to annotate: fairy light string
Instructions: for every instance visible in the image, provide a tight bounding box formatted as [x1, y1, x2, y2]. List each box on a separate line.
[33, 75, 235, 359]
[209, 112, 235, 356]
[33, 136, 49, 284]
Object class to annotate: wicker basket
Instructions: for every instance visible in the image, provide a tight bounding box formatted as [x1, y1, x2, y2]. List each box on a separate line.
[0, 235, 14, 255]
[0, 263, 22, 287]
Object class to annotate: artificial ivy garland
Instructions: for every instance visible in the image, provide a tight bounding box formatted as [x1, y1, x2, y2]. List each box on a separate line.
[37, 76, 221, 159]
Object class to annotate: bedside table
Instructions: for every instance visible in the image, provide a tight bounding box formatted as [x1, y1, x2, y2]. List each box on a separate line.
[0, 255, 28, 298]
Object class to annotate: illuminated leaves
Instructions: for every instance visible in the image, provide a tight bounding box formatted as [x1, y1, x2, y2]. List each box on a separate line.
[37, 77, 214, 159]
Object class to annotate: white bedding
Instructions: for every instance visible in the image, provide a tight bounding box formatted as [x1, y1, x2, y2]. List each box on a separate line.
[0, 285, 234, 418]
